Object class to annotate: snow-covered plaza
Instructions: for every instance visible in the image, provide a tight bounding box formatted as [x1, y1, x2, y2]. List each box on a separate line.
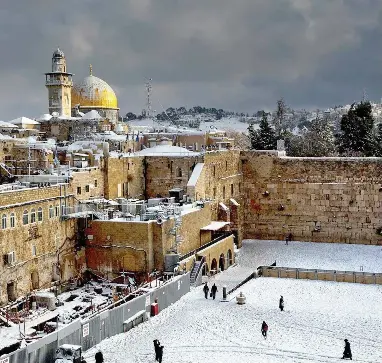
[84, 240, 382, 362]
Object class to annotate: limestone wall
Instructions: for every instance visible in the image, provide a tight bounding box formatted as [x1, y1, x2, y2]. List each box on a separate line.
[0, 185, 76, 304]
[242, 152, 382, 245]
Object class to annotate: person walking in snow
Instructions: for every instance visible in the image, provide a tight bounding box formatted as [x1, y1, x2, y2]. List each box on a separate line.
[203, 282, 209, 299]
[153, 339, 160, 361]
[342, 339, 352, 360]
[95, 351, 104, 363]
[211, 283, 218, 300]
[261, 321, 268, 339]
[158, 344, 164, 363]
[279, 295, 284, 311]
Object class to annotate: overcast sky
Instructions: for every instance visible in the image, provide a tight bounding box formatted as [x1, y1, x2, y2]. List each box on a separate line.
[0, 0, 382, 120]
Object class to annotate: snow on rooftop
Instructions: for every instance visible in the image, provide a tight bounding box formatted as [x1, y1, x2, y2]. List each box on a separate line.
[137, 145, 199, 157]
[9, 116, 40, 125]
[187, 163, 204, 187]
[0, 120, 18, 128]
[35, 114, 52, 122]
[82, 110, 103, 120]
[0, 133, 14, 140]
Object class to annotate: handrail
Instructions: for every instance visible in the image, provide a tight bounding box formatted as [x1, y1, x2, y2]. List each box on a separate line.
[180, 232, 232, 261]
[191, 256, 205, 283]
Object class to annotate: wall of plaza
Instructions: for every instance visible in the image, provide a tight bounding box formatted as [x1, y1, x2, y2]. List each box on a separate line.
[242, 151, 382, 245]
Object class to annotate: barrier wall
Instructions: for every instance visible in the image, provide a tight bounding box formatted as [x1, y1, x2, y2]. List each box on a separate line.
[261, 266, 382, 285]
[0, 273, 190, 363]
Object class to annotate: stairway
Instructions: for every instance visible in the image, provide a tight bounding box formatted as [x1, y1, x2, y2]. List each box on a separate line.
[190, 261, 201, 284]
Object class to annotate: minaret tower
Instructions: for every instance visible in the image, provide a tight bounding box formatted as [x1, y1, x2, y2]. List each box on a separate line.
[45, 48, 73, 117]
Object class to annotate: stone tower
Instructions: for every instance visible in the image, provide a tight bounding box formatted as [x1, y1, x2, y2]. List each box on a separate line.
[45, 48, 73, 117]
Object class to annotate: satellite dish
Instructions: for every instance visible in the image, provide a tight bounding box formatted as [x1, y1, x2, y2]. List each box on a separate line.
[157, 218, 163, 225]
[52, 112, 59, 117]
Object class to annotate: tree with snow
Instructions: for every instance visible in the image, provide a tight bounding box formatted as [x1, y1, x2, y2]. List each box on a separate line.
[336, 101, 377, 156]
[273, 98, 287, 138]
[248, 115, 277, 150]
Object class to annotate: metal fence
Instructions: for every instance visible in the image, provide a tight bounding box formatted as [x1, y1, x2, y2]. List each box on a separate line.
[260, 266, 382, 285]
[1, 273, 190, 363]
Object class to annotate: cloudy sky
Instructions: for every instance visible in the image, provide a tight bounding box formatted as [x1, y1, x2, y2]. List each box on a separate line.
[0, 0, 381, 120]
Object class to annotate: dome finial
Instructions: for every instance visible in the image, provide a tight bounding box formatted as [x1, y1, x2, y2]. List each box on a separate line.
[89, 64, 93, 76]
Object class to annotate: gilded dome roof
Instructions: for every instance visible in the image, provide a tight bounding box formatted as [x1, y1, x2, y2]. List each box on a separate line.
[71, 67, 118, 109]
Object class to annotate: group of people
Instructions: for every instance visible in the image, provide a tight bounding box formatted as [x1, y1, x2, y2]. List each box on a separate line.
[203, 282, 218, 300]
[153, 339, 164, 362]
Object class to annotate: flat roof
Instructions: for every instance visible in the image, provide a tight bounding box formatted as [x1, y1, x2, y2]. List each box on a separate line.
[200, 221, 230, 231]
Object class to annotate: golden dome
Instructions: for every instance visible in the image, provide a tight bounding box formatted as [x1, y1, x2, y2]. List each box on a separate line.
[71, 66, 118, 109]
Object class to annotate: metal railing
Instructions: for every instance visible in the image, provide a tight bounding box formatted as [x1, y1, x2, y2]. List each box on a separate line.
[180, 232, 233, 261]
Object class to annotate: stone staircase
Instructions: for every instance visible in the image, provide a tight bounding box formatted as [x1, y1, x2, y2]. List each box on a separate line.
[190, 256, 205, 286]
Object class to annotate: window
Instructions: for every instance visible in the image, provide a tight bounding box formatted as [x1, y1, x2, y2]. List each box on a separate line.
[23, 210, 29, 225]
[213, 165, 216, 177]
[94, 179, 98, 187]
[32, 245, 37, 257]
[177, 168, 182, 178]
[77, 186, 81, 195]
[49, 205, 54, 218]
[213, 187, 216, 199]
[226, 161, 228, 171]
[231, 184, 234, 196]
[37, 207, 43, 222]
[10, 213, 15, 228]
[6, 251, 15, 265]
[55, 206, 60, 217]
[85, 185, 90, 193]
[239, 183, 241, 193]
[223, 186, 226, 199]
[1, 214, 7, 229]
[30, 209, 36, 223]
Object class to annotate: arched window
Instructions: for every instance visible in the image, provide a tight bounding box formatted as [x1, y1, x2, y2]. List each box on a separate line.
[49, 205, 54, 218]
[37, 207, 43, 222]
[1, 214, 7, 229]
[23, 210, 29, 225]
[30, 209, 36, 223]
[10, 213, 15, 228]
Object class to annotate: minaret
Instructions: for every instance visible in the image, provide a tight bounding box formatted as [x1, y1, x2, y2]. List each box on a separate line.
[45, 48, 73, 117]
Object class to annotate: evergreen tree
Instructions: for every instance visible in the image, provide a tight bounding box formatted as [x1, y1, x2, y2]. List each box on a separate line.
[337, 102, 377, 156]
[376, 122, 382, 156]
[273, 98, 287, 138]
[303, 116, 337, 156]
[248, 115, 277, 150]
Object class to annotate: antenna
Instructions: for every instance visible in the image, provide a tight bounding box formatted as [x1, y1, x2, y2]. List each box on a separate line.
[362, 88, 368, 102]
[145, 77, 153, 119]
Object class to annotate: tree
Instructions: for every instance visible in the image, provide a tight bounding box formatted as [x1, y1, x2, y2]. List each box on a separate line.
[273, 98, 287, 138]
[124, 112, 137, 121]
[337, 101, 377, 156]
[226, 129, 251, 150]
[375, 122, 382, 156]
[248, 115, 277, 150]
[303, 116, 337, 156]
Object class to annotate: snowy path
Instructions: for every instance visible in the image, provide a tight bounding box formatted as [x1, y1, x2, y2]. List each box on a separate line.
[238, 239, 382, 273]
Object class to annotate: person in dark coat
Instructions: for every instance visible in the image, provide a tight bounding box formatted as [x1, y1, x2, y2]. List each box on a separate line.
[211, 283, 218, 300]
[342, 339, 352, 360]
[203, 282, 209, 299]
[153, 339, 160, 361]
[95, 351, 104, 363]
[261, 321, 268, 339]
[279, 295, 284, 311]
[158, 345, 164, 363]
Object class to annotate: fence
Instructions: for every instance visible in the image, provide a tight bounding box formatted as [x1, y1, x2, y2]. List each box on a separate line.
[1, 273, 190, 363]
[260, 266, 382, 285]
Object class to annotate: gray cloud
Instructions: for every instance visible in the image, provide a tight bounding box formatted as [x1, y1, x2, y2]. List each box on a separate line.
[0, 0, 382, 119]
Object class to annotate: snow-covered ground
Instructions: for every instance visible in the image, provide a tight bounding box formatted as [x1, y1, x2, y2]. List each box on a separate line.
[84, 240, 382, 362]
[238, 240, 382, 273]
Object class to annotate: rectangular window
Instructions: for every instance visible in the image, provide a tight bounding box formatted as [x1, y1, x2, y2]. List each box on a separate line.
[213, 187, 216, 199]
[239, 183, 241, 193]
[10, 213, 15, 228]
[77, 186, 82, 195]
[55, 206, 60, 217]
[85, 185, 90, 193]
[32, 245, 37, 257]
[231, 184, 234, 196]
[213, 165, 216, 177]
[223, 186, 226, 199]
[49, 206, 54, 218]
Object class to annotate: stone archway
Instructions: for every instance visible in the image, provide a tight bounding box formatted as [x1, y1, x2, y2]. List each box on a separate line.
[219, 253, 225, 271]
[211, 258, 217, 272]
[227, 249, 233, 267]
[202, 262, 209, 276]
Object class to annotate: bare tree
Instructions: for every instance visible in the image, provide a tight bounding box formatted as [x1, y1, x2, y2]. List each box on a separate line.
[226, 129, 251, 150]
[273, 98, 287, 138]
